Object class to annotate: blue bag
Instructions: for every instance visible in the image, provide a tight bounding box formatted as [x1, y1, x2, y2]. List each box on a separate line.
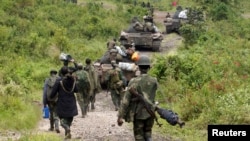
[43, 107, 50, 118]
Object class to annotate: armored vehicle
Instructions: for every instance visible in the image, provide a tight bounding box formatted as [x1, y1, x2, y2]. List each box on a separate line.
[119, 16, 163, 52]
[164, 6, 189, 34]
[164, 17, 182, 34]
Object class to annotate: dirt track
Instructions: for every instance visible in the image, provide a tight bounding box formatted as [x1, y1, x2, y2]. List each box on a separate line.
[36, 10, 183, 141]
[0, 8, 182, 141]
[38, 91, 175, 141]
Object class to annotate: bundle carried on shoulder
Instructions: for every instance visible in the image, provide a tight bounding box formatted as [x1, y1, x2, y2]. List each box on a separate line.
[118, 62, 138, 71]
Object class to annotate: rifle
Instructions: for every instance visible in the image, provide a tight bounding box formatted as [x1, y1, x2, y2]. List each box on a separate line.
[129, 87, 162, 127]
[129, 87, 185, 128]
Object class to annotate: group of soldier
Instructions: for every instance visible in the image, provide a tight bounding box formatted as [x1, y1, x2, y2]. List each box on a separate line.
[43, 56, 101, 139]
[42, 37, 160, 140]
[97, 39, 159, 141]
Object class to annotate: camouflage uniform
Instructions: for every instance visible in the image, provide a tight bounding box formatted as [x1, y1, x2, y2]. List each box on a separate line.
[43, 70, 60, 133]
[118, 55, 158, 141]
[75, 64, 91, 118]
[85, 59, 101, 111]
[106, 61, 125, 111]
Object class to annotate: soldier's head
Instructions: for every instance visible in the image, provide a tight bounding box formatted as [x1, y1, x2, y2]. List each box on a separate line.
[60, 66, 69, 76]
[107, 40, 116, 50]
[109, 49, 118, 61]
[85, 58, 91, 65]
[77, 63, 83, 70]
[50, 70, 58, 76]
[136, 55, 151, 73]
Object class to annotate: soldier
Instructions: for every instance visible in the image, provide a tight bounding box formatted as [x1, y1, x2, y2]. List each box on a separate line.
[84, 58, 101, 111]
[100, 48, 119, 64]
[106, 60, 125, 111]
[43, 70, 60, 133]
[117, 55, 158, 141]
[75, 63, 91, 118]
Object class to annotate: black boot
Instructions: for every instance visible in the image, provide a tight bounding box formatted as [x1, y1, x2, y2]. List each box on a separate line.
[65, 126, 71, 139]
[48, 120, 54, 131]
[61, 122, 70, 138]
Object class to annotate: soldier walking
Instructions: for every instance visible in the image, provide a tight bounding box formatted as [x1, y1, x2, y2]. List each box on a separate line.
[117, 55, 158, 141]
[43, 70, 60, 133]
[75, 63, 91, 118]
[106, 60, 126, 111]
[84, 58, 101, 111]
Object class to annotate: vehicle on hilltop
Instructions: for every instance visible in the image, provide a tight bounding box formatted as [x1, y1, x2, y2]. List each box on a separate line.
[119, 16, 163, 52]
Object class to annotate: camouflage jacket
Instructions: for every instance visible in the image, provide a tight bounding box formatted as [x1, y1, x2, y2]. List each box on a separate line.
[84, 64, 98, 94]
[118, 74, 158, 122]
[106, 67, 124, 89]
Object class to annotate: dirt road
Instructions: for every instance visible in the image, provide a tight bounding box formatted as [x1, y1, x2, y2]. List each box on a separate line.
[0, 9, 183, 141]
[39, 9, 183, 141]
[38, 91, 173, 141]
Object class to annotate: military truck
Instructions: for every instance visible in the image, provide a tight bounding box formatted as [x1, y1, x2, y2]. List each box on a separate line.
[119, 16, 163, 52]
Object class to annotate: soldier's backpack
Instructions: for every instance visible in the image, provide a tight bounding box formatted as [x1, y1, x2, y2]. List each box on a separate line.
[76, 70, 91, 93]
[46, 75, 59, 102]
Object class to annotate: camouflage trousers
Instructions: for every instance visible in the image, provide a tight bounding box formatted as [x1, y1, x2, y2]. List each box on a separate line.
[48, 102, 59, 129]
[133, 117, 154, 141]
[89, 90, 96, 110]
[59, 117, 73, 137]
[76, 92, 90, 117]
[110, 89, 123, 110]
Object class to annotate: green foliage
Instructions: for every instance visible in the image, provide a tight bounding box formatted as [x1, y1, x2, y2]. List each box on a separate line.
[0, 0, 151, 132]
[19, 132, 62, 141]
[152, 52, 212, 90]
[210, 2, 234, 21]
[179, 7, 206, 46]
[0, 93, 40, 130]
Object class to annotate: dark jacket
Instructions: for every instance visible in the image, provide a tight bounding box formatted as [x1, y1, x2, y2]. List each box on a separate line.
[50, 77, 78, 118]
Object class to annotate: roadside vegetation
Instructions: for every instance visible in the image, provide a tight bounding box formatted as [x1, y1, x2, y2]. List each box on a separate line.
[0, 0, 249, 141]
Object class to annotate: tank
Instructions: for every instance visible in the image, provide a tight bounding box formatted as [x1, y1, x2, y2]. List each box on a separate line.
[164, 6, 188, 34]
[164, 18, 182, 34]
[119, 17, 163, 52]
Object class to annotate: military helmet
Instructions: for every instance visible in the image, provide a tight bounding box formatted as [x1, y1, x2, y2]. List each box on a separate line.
[136, 55, 150, 66]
